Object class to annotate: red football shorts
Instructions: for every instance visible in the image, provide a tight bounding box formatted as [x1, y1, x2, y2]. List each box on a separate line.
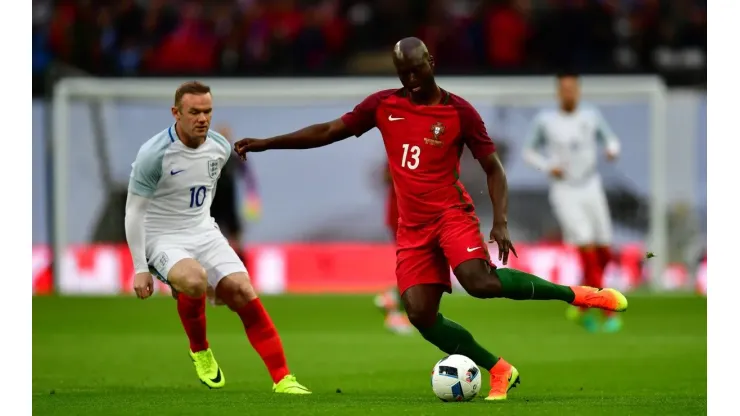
[395, 208, 491, 295]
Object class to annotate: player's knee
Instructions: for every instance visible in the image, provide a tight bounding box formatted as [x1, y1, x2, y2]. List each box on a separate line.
[405, 305, 438, 330]
[216, 272, 257, 309]
[171, 263, 208, 297]
[455, 263, 503, 299]
[181, 273, 207, 297]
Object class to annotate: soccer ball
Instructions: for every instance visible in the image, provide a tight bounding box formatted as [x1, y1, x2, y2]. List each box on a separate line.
[430, 354, 481, 402]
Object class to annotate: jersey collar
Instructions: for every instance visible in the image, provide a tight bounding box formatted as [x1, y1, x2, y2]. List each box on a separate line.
[168, 124, 179, 143]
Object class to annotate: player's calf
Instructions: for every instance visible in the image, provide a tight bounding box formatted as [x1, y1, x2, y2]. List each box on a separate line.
[216, 273, 309, 391]
[401, 284, 445, 330]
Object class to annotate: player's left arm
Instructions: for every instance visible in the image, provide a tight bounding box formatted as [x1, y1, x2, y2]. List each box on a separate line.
[594, 108, 621, 161]
[458, 101, 517, 263]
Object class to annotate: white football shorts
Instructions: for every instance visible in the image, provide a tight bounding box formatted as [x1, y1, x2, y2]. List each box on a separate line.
[548, 177, 613, 246]
[146, 227, 247, 296]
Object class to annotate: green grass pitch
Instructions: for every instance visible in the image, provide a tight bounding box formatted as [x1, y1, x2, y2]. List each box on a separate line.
[33, 294, 706, 415]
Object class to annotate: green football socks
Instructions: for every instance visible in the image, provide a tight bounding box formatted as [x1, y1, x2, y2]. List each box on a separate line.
[495, 268, 576, 302]
[419, 313, 499, 370]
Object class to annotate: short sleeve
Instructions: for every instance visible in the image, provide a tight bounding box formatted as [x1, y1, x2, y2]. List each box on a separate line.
[128, 142, 165, 198]
[340, 92, 384, 137]
[457, 100, 496, 160]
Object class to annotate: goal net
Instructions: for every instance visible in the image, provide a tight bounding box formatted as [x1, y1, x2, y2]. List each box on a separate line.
[48, 76, 669, 292]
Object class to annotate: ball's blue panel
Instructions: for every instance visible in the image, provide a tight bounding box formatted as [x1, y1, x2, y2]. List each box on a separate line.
[451, 381, 464, 401]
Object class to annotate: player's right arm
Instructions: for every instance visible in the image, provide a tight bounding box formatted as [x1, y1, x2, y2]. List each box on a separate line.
[522, 113, 562, 179]
[234, 92, 383, 156]
[125, 144, 163, 299]
[593, 108, 621, 161]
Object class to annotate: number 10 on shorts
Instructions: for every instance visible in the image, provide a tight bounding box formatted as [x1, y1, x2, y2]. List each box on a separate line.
[401, 144, 420, 170]
[189, 186, 207, 207]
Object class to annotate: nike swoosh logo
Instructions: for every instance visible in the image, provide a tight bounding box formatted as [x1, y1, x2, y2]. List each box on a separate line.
[388, 115, 404, 121]
[171, 169, 185, 175]
[467, 247, 482, 252]
[210, 368, 222, 383]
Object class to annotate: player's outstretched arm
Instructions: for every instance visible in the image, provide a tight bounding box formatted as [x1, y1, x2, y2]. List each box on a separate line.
[234, 119, 354, 156]
[235, 91, 388, 158]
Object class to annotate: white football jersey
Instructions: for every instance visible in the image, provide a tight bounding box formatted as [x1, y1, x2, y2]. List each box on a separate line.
[128, 124, 231, 236]
[523, 104, 620, 184]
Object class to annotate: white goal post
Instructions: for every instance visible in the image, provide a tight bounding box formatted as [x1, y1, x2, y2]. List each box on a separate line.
[51, 76, 668, 289]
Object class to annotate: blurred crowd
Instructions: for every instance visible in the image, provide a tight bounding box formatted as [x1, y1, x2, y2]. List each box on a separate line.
[33, 0, 706, 78]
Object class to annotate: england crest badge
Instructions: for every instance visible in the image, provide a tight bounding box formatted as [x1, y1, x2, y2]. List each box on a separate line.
[208, 159, 220, 179]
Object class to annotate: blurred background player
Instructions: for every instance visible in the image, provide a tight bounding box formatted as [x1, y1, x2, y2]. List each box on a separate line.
[374, 163, 413, 335]
[210, 124, 261, 270]
[522, 72, 622, 333]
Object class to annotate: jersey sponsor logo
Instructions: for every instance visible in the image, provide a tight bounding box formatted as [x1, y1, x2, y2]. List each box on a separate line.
[424, 121, 446, 147]
[388, 114, 404, 121]
[208, 159, 220, 179]
[170, 169, 185, 175]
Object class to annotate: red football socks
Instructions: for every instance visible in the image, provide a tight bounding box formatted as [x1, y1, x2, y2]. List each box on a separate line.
[596, 246, 612, 274]
[577, 248, 602, 289]
[577, 248, 600, 312]
[577, 246, 614, 316]
[596, 246, 613, 317]
[177, 293, 209, 353]
[235, 298, 290, 383]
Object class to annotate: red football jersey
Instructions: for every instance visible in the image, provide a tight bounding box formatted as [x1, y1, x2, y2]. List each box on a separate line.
[386, 179, 399, 235]
[341, 88, 496, 226]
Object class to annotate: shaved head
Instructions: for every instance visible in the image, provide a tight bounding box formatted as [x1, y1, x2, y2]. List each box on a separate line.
[393, 37, 430, 65]
[392, 37, 438, 104]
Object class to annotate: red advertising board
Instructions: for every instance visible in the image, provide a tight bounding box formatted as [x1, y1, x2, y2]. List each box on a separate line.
[31, 243, 705, 295]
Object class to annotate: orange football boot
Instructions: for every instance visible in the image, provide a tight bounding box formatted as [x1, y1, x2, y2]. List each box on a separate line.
[485, 358, 520, 401]
[570, 286, 629, 312]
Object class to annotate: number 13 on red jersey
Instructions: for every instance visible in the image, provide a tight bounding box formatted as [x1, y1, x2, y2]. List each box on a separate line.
[401, 143, 421, 170]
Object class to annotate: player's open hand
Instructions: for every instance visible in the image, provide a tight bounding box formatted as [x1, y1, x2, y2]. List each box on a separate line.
[489, 222, 518, 265]
[133, 272, 154, 299]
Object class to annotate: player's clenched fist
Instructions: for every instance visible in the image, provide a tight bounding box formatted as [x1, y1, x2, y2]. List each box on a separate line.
[133, 272, 154, 299]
